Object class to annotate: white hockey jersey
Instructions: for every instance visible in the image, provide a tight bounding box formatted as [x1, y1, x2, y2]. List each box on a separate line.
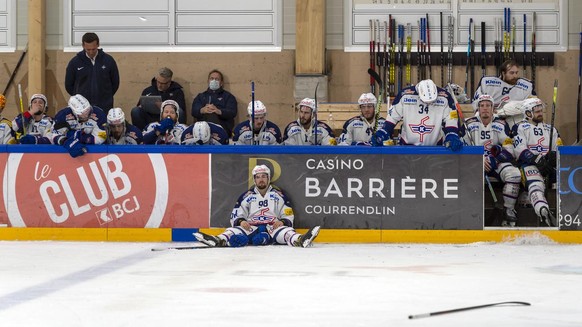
[283, 120, 336, 145]
[232, 120, 282, 145]
[473, 76, 534, 110]
[337, 115, 385, 146]
[143, 122, 187, 145]
[12, 114, 54, 144]
[463, 116, 513, 154]
[512, 121, 562, 162]
[51, 107, 107, 145]
[386, 86, 458, 146]
[0, 117, 15, 144]
[230, 185, 295, 227]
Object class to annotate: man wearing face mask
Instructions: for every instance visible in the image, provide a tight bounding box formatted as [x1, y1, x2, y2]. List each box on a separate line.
[191, 69, 238, 137]
[130, 67, 186, 130]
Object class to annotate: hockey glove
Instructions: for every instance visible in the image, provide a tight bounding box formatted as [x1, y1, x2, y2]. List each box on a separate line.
[229, 234, 249, 247]
[63, 137, 87, 158]
[444, 133, 463, 152]
[372, 129, 389, 147]
[489, 145, 514, 162]
[251, 232, 271, 246]
[534, 153, 556, 176]
[155, 117, 175, 134]
[19, 134, 39, 144]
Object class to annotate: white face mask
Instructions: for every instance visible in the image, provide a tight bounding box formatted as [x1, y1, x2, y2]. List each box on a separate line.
[209, 80, 220, 91]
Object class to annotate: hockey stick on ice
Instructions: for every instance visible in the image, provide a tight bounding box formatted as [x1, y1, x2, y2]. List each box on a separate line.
[151, 245, 212, 251]
[408, 301, 530, 319]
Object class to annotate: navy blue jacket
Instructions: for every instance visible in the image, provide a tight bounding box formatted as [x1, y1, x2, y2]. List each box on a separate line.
[191, 88, 238, 136]
[137, 78, 186, 113]
[65, 49, 120, 112]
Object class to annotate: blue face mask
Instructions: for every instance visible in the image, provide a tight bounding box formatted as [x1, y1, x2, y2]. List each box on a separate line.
[209, 80, 220, 91]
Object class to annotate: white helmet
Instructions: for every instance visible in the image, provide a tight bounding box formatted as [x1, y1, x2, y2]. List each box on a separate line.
[160, 100, 180, 119]
[449, 83, 469, 103]
[192, 121, 211, 144]
[299, 98, 316, 112]
[252, 164, 271, 182]
[521, 97, 544, 117]
[29, 94, 48, 111]
[416, 79, 438, 103]
[358, 93, 377, 106]
[68, 94, 92, 118]
[107, 107, 125, 125]
[474, 94, 494, 112]
[247, 101, 267, 116]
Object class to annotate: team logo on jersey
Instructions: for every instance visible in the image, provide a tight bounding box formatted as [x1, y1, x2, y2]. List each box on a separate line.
[408, 117, 435, 142]
[485, 79, 502, 85]
[403, 97, 417, 104]
[251, 207, 276, 224]
[516, 81, 530, 89]
[528, 137, 548, 154]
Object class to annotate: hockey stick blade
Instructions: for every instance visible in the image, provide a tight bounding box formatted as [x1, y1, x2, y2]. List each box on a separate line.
[368, 68, 383, 88]
[151, 245, 211, 251]
[408, 301, 531, 319]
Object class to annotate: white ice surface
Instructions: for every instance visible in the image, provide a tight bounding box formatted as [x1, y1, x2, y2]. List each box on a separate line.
[1, 234, 581, 327]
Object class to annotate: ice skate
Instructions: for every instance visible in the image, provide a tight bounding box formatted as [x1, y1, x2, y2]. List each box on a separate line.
[294, 226, 320, 248]
[193, 232, 226, 247]
[539, 207, 557, 227]
[501, 208, 518, 227]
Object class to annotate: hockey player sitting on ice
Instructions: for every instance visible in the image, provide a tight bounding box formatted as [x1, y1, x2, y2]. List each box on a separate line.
[464, 94, 521, 226]
[232, 100, 282, 145]
[181, 121, 229, 145]
[194, 165, 321, 248]
[0, 94, 16, 144]
[52, 94, 107, 157]
[105, 107, 143, 145]
[512, 98, 562, 227]
[12, 94, 53, 144]
[142, 100, 187, 145]
[282, 97, 336, 145]
[473, 59, 535, 112]
[372, 79, 463, 151]
[337, 93, 385, 146]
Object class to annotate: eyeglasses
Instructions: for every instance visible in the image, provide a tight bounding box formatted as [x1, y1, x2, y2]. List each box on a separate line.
[156, 79, 171, 85]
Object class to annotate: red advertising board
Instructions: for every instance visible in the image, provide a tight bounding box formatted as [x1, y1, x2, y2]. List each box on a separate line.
[0, 152, 209, 228]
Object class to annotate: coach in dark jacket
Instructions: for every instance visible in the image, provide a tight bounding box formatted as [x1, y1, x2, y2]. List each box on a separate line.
[65, 32, 120, 113]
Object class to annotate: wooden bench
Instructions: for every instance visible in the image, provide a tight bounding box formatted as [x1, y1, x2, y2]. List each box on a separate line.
[317, 102, 475, 134]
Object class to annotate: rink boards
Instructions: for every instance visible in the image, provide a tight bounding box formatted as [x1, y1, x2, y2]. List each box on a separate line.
[1, 145, 581, 243]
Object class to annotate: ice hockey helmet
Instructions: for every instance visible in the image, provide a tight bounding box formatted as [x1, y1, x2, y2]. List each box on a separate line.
[68, 94, 92, 118]
[474, 94, 494, 112]
[107, 107, 126, 125]
[299, 98, 316, 112]
[192, 121, 211, 144]
[416, 79, 438, 103]
[449, 83, 469, 103]
[521, 97, 544, 117]
[358, 93, 377, 106]
[247, 100, 267, 116]
[29, 94, 48, 111]
[160, 100, 180, 119]
[252, 164, 271, 180]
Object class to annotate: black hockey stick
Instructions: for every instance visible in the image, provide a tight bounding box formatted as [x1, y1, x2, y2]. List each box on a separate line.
[368, 68, 384, 133]
[313, 82, 319, 145]
[151, 245, 211, 251]
[3, 44, 28, 95]
[408, 301, 530, 319]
